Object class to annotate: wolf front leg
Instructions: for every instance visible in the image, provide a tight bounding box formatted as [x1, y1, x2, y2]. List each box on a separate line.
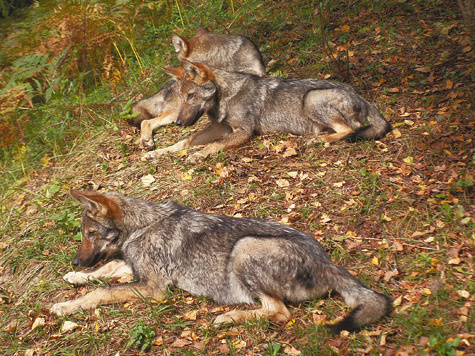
[63, 260, 133, 285]
[51, 282, 164, 316]
[141, 121, 232, 161]
[185, 127, 252, 165]
[138, 110, 179, 149]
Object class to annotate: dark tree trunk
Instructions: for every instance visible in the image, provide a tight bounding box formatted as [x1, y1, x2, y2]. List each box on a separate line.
[458, 0, 475, 34]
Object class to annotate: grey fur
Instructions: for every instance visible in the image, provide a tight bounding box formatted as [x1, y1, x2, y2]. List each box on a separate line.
[51, 190, 391, 332]
[142, 61, 392, 164]
[129, 27, 265, 148]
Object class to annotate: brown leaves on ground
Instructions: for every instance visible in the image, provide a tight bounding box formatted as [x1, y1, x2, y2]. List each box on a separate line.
[2, 0, 474, 355]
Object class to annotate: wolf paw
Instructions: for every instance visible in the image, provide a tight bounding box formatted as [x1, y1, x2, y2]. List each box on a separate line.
[141, 138, 154, 149]
[141, 148, 170, 161]
[50, 301, 78, 316]
[185, 151, 207, 165]
[63, 271, 90, 285]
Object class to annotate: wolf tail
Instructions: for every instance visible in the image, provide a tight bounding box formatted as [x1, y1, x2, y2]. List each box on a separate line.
[343, 104, 392, 142]
[326, 264, 392, 333]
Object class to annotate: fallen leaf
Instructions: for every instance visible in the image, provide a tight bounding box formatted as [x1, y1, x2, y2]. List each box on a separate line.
[384, 270, 399, 282]
[218, 344, 230, 354]
[276, 179, 290, 188]
[371, 257, 379, 265]
[284, 345, 302, 356]
[31, 317, 45, 331]
[61, 321, 79, 333]
[320, 214, 332, 224]
[283, 147, 298, 157]
[234, 340, 247, 349]
[312, 313, 328, 325]
[393, 295, 403, 306]
[141, 174, 155, 186]
[184, 310, 197, 321]
[457, 290, 470, 299]
[182, 172, 192, 181]
[415, 66, 431, 73]
[448, 257, 461, 265]
[393, 241, 404, 251]
[171, 338, 191, 348]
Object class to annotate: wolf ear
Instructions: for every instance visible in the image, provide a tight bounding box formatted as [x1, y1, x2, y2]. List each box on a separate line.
[70, 190, 122, 220]
[194, 26, 208, 36]
[163, 66, 185, 81]
[181, 60, 214, 84]
[171, 34, 189, 58]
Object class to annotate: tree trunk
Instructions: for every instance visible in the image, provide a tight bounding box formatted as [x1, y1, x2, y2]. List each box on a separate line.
[458, 0, 475, 34]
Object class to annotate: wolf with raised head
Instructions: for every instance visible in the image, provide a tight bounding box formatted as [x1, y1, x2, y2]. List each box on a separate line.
[129, 27, 265, 148]
[142, 61, 392, 164]
[51, 190, 391, 333]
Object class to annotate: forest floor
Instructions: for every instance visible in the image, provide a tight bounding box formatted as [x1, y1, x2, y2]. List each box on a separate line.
[1, 1, 474, 355]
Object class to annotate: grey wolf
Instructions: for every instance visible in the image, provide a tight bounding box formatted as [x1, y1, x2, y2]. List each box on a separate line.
[142, 61, 392, 164]
[129, 27, 265, 148]
[51, 190, 391, 332]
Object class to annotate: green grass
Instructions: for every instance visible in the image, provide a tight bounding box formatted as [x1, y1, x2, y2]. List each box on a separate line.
[1, 0, 474, 355]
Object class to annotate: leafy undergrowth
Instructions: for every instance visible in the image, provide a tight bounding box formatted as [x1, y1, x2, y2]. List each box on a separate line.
[1, 0, 474, 355]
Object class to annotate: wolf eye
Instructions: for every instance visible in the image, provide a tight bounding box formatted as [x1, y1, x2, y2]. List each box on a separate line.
[187, 93, 195, 101]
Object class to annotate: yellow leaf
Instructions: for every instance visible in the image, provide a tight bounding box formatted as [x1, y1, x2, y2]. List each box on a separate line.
[371, 257, 379, 265]
[423, 288, 432, 295]
[184, 310, 197, 321]
[286, 319, 296, 327]
[42, 154, 49, 166]
[346, 230, 357, 237]
[341, 24, 350, 32]
[153, 336, 164, 346]
[403, 156, 414, 165]
[430, 318, 443, 326]
[392, 128, 402, 138]
[176, 150, 188, 157]
[182, 173, 192, 180]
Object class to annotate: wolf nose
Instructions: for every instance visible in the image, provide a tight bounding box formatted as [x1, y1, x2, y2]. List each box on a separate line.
[72, 255, 80, 267]
[176, 119, 184, 126]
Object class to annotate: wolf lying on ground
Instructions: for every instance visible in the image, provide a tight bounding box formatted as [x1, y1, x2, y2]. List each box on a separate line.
[142, 61, 392, 164]
[51, 190, 391, 332]
[129, 27, 266, 148]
